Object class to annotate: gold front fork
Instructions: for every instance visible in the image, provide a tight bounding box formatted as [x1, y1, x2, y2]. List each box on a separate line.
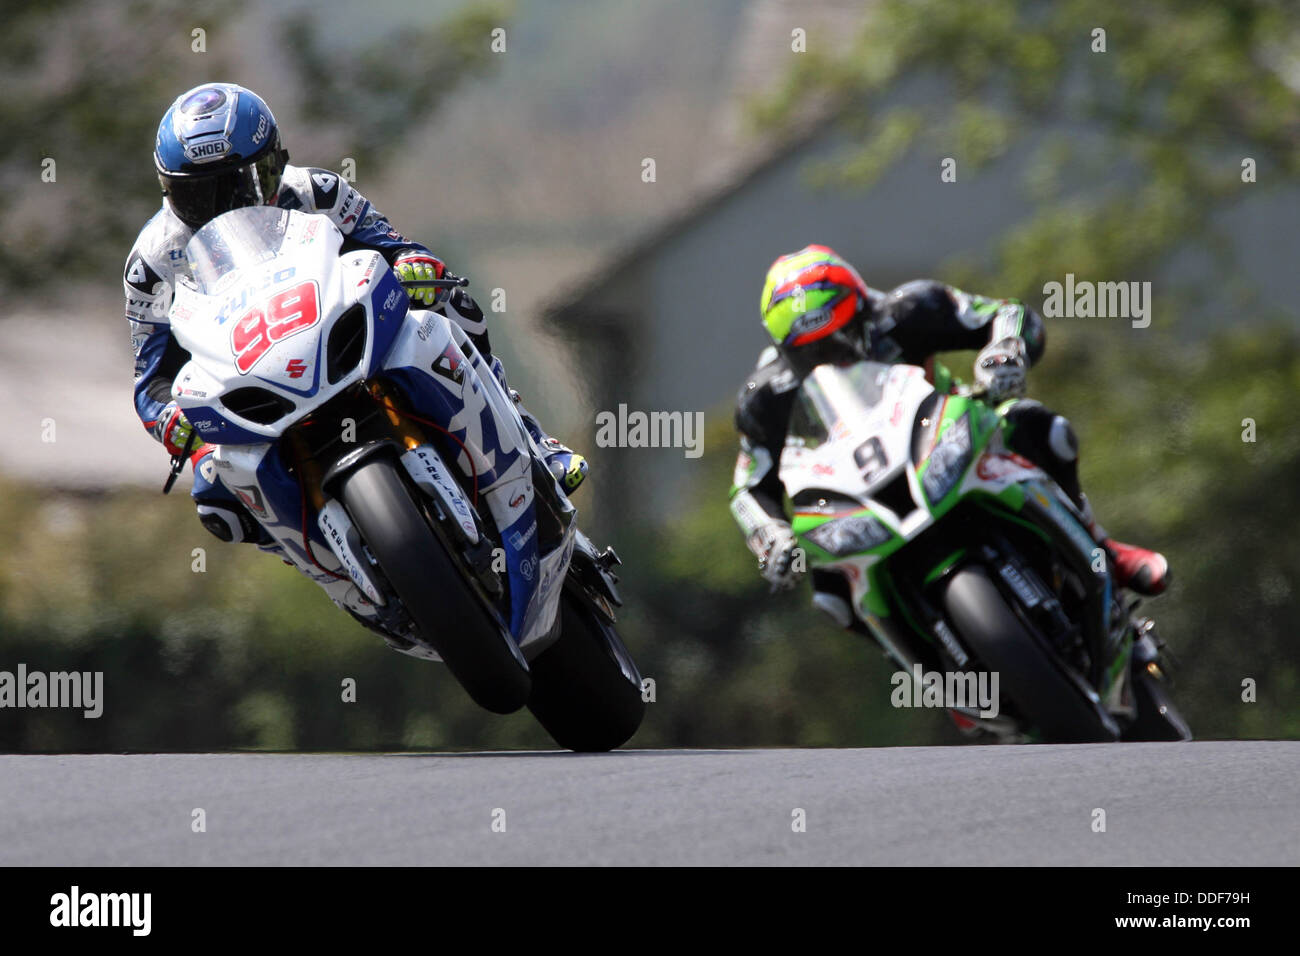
[368, 379, 428, 451]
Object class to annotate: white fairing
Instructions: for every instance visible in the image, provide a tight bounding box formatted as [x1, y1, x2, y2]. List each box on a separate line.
[168, 206, 574, 658]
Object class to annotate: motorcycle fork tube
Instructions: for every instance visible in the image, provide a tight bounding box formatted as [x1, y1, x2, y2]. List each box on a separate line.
[284, 429, 327, 513]
[1019, 493, 1112, 686]
[368, 380, 430, 451]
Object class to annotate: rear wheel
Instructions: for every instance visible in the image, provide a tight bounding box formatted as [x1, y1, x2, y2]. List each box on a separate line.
[526, 591, 645, 752]
[340, 457, 531, 714]
[943, 564, 1118, 743]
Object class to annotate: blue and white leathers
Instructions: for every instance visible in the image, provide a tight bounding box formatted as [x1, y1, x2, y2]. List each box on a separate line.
[167, 206, 575, 656]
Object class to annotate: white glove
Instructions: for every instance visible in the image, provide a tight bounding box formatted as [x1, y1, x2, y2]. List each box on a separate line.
[974, 337, 1027, 400]
[752, 523, 801, 591]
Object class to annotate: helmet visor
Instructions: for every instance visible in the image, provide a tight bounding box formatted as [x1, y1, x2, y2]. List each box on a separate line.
[160, 151, 283, 230]
[781, 324, 868, 378]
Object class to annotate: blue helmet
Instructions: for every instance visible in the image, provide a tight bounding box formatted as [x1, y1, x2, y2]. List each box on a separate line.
[154, 83, 288, 230]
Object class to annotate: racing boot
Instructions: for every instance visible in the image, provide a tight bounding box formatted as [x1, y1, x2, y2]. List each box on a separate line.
[1078, 493, 1169, 596]
[516, 396, 588, 495]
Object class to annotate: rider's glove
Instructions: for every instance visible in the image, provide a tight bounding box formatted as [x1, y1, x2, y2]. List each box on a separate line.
[753, 522, 802, 591]
[392, 251, 446, 307]
[156, 401, 195, 456]
[974, 337, 1027, 401]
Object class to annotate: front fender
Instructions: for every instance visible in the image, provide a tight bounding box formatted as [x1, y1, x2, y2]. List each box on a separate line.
[320, 438, 405, 496]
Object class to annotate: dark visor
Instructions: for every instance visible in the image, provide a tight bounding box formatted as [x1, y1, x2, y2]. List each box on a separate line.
[161, 152, 283, 230]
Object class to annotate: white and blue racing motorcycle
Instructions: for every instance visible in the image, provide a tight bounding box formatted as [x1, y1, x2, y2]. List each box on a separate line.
[166, 206, 643, 751]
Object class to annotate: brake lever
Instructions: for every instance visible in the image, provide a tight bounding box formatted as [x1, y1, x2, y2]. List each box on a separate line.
[399, 276, 469, 290]
[162, 426, 199, 495]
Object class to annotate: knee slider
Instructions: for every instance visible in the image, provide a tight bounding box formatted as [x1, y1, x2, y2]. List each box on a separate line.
[196, 502, 263, 544]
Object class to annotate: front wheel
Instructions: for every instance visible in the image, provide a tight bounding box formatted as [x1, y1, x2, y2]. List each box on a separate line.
[339, 457, 531, 714]
[943, 564, 1119, 743]
[526, 591, 645, 752]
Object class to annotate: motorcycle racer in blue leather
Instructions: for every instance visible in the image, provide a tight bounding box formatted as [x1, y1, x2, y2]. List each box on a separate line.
[126, 83, 587, 548]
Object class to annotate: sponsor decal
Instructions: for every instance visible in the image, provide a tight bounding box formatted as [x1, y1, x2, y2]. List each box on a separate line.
[932, 619, 970, 667]
[509, 493, 525, 508]
[211, 267, 298, 325]
[431, 343, 464, 384]
[234, 485, 268, 519]
[317, 503, 383, 603]
[309, 171, 340, 208]
[509, 522, 537, 551]
[384, 288, 401, 311]
[339, 189, 361, 228]
[124, 253, 162, 294]
[998, 562, 1042, 608]
[789, 307, 832, 339]
[406, 447, 476, 536]
[184, 138, 231, 163]
[250, 113, 270, 145]
[285, 358, 308, 379]
[355, 257, 377, 288]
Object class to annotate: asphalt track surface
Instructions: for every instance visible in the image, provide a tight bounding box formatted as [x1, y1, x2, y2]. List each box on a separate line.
[1, 741, 1294, 866]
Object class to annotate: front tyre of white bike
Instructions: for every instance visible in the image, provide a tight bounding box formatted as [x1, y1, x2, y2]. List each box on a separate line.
[340, 457, 531, 714]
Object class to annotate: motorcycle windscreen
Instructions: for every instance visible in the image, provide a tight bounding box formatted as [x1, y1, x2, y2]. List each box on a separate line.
[795, 361, 895, 442]
[185, 205, 295, 294]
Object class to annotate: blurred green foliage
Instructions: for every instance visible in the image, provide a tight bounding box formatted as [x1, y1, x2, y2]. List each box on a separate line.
[758, 0, 1300, 311]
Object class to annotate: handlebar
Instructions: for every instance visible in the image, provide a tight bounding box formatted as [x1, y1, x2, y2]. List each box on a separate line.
[398, 275, 469, 290]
